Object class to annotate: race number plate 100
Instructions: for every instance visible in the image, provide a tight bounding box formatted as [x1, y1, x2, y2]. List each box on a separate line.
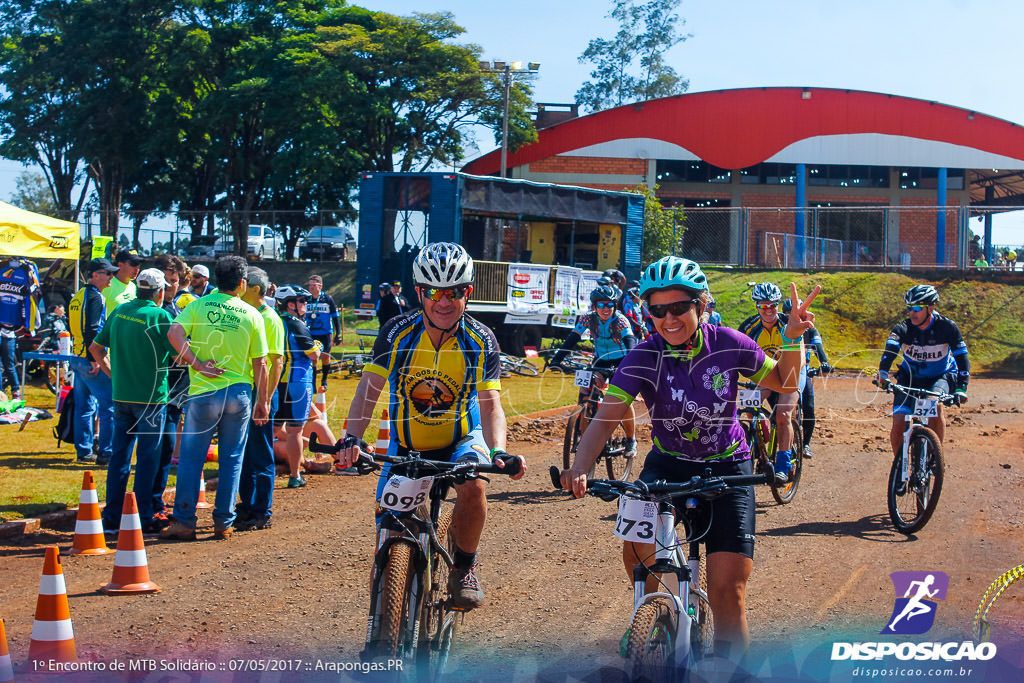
[913, 398, 939, 418]
[574, 370, 593, 388]
[737, 388, 762, 409]
[614, 497, 658, 543]
[380, 475, 433, 512]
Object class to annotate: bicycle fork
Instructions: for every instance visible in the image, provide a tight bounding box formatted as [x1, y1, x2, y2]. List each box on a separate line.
[631, 510, 692, 664]
[900, 424, 928, 487]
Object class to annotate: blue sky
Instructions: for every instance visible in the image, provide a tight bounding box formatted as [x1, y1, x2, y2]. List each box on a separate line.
[3, 0, 1023, 243]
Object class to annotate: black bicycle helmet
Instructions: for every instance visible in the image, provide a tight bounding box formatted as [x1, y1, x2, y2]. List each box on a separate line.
[590, 284, 619, 303]
[904, 284, 939, 306]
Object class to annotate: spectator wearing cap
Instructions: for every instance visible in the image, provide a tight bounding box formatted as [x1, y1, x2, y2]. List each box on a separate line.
[104, 249, 141, 315]
[187, 263, 214, 299]
[374, 282, 389, 324]
[162, 255, 270, 541]
[378, 280, 410, 325]
[237, 267, 284, 529]
[89, 268, 177, 534]
[67, 258, 119, 465]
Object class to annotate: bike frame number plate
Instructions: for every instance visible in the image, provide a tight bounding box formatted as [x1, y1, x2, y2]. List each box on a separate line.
[738, 388, 762, 409]
[913, 398, 939, 418]
[614, 497, 658, 543]
[574, 370, 592, 388]
[380, 475, 433, 512]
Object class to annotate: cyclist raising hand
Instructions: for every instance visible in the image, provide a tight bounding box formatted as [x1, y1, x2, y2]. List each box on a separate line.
[560, 256, 818, 657]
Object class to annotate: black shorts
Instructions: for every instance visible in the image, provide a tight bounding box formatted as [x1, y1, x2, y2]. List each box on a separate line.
[637, 453, 756, 559]
[892, 368, 953, 416]
[312, 334, 333, 356]
[275, 383, 312, 427]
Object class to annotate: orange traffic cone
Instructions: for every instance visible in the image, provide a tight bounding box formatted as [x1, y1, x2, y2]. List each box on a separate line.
[0, 618, 13, 682]
[374, 410, 390, 454]
[70, 471, 113, 556]
[28, 546, 76, 663]
[196, 470, 212, 510]
[99, 493, 161, 595]
[314, 386, 327, 412]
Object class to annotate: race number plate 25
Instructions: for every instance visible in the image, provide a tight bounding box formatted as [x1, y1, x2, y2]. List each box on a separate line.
[737, 388, 762, 409]
[614, 497, 658, 543]
[380, 475, 433, 512]
[574, 370, 593, 388]
[913, 398, 939, 418]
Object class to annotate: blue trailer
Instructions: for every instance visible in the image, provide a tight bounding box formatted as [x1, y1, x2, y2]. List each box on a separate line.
[355, 172, 646, 353]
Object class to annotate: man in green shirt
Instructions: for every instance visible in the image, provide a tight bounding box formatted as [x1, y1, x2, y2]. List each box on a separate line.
[162, 256, 270, 541]
[236, 267, 284, 531]
[104, 250, 141, 315]
[90, 268, 176, 534]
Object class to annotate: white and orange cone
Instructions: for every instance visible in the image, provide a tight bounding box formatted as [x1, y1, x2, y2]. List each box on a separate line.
[373, 410, 390, 454]
[28, 546, 76, 663]
[70, 471, 113, 556]
[314, 386, 327, 411]
[0, 618, 13, 682]
[99, 493, 161, 595]
[196, 470, 212, 510]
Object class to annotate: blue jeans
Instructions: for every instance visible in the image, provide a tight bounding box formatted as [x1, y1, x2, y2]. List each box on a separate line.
[70, 358, 113, 460]
[0, 334, 18, 395]
[238, 390, 278, 519]
[172, 384, 252, 529]
[154, 403, 183, 516]
[102, 401, 166, 527]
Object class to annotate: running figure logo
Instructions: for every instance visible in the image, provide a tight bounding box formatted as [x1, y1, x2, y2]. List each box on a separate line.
[881, 571, 949, 635]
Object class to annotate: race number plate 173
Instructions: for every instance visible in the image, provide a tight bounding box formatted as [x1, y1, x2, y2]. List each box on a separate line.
[614, 497, 658, 543]
[380, 475, 433, 512]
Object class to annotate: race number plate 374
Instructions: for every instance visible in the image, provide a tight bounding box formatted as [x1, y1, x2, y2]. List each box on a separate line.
[614, 497, 658, 543]
[913, 398, 939, 418]
[380, 475, 433, 512]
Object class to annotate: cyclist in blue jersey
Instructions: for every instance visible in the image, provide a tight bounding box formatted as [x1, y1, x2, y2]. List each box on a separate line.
[621, 280, 650, 339]
[276, 284, 320, 488]
[707, 297, 722, 326]
[305, 275, 341, 391]
[878, 284, 969, 460]
[549, 284, 638, 458]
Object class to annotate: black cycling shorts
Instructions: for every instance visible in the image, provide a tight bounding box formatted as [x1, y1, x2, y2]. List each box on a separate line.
[312, 334, 333, 356]
[636, 453, 756, 559]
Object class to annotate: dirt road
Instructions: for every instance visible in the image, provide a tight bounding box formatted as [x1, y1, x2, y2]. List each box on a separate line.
[1, 376, 1022, 682]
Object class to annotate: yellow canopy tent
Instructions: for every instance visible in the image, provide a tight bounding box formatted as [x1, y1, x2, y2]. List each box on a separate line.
[0, 201, 80, 260]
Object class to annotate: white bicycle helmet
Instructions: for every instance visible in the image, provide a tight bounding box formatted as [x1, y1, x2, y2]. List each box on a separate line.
[412, 242, 474, 287]
[904, 284, 939, 306]
[276, 284, 311, 303]
[750, 282, 783, 303]
[639, 256, 708, 298]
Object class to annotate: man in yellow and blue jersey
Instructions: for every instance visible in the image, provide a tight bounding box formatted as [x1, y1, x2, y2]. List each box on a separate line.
[338, 242, 526, 610]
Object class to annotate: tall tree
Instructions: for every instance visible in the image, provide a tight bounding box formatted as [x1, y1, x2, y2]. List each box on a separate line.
[576, 0, 689, 113]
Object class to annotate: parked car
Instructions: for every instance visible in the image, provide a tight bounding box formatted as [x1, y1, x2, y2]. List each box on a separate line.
[213, 235, 236, 257]
[298, 225, 357, 261]
[182, 236, 217, 260]
[246, 224, 284, 260]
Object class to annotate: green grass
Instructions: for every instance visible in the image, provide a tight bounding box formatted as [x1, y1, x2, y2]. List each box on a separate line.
[0, 359, 577, 522]
[706, 268, 1024, 374]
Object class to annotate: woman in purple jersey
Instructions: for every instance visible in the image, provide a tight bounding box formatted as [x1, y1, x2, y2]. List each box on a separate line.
[560, 255, 819, 657]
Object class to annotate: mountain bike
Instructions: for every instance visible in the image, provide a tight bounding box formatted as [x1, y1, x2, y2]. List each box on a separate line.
[737, 379, 805, 504]
[550, 465, 767, 682]
[874, 379, 955, 534]
[309, 434, 522, 681]
[499, 352, 540, 377]
[540, 347, 593, 372]
[559, 360, 634, 480]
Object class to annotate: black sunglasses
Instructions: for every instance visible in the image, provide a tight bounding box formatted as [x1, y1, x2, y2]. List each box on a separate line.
[647, 299, 700, 319]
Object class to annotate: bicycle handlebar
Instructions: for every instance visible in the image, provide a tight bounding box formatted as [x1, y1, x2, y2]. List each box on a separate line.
[549, 465, 768, 501]
[872, 379, 957, 405]
[307, 433, 523, 478]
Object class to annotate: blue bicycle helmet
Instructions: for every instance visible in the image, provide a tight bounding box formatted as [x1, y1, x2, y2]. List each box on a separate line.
[750, 282, 783, 303]
[639, 256, 708, 298]
[904, 284, 939, 306]
[590, 284, 619, 303]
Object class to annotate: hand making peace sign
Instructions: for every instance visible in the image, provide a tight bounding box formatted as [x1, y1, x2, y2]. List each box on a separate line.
[782, 282, 822, 341]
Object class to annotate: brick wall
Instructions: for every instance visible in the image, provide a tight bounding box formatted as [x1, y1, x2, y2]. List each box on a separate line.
[529, 156, 646, 175]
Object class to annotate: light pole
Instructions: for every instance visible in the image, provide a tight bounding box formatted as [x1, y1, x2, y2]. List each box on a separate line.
[479, 60, 540, 178]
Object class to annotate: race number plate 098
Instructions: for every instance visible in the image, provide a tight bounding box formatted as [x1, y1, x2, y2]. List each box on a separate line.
[380, 475, 433, 512]
[574, 370, 593, 388]
[737, 388, 762, 409]
[913, 398, 939, 418]
[614, 497, 658, 543]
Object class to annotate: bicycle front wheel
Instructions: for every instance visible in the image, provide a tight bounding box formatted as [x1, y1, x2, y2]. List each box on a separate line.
[377, 541, 415, 657]
[602, 418, 634, 481]
[627, 598, 678, 683]
[887, 427, 944, 534]
[689, 555, 715, 662]
[770, 415, 804, 505]
[417, 507, 457, 681]
[562, 406, 584, 470]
